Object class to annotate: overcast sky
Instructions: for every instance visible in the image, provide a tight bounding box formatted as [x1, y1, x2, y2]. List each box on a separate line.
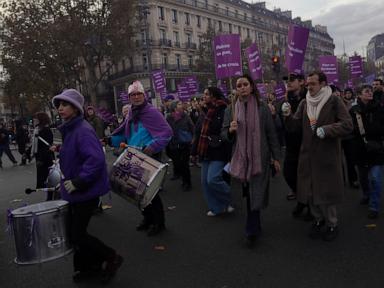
[245, 0, 384, 56]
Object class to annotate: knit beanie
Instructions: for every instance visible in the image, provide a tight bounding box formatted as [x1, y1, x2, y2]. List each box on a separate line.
[52, 89, 84, 114]
[128, 81, 145, 96]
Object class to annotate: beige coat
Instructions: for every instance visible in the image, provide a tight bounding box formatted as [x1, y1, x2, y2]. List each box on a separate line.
[285, 95, 353, 205]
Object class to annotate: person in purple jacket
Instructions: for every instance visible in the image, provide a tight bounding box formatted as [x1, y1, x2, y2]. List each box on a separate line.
[52, 89, 123, 284]
[112, 80, 173, 236]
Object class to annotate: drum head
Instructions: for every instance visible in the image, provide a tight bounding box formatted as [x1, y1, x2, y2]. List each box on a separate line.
[11, 200, 68, 217]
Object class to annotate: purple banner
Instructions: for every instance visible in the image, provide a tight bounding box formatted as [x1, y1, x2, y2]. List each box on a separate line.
[214, 34, 243, 79]
[119, 92, 129, 105]
[274, 83, 286, 100]
[245, 43, 262, 80]
[256, 83, 267, 99]
[177, 83, 190, 102]
[319, 56, 339, 84]
[184, 76, 199, 95]
[152, 70, 166, 92]
[349, 56, 363, 79]
[285, 24, 309, 74]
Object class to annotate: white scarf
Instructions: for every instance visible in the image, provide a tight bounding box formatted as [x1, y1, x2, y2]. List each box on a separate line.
[306, 86, 332, 131]
[31, 127, 39, 155]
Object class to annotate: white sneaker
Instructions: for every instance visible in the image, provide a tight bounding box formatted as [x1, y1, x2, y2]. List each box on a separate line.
[206, 211, 216, 217]
[226, 206, 235, 213]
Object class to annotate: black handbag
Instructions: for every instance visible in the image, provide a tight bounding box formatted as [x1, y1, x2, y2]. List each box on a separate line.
[207, 135, 223, 148]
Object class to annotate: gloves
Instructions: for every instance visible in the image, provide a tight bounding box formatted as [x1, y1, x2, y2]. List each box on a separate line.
[316, 127, 325, 139]
[281, 102, 291, 116]
[64, 180, 76, 194]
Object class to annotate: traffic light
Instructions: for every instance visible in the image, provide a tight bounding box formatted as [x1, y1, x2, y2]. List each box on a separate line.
[272, 56, 280, 73]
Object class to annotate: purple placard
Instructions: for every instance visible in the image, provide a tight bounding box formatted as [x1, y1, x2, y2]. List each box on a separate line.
[177, 83, 190, 102]
[184, 76, 199, 95]
[218, 81, 228, 98]
[285, 24, 309, 74]
[365, 74, 376, 85]
[119, 91, 129, 105]
[152, 70, 166, 92]
[245, 43, 262, 80]
[159, 89, 168, 100]
[274, 83, 286, 100]
[349, 56, 363, 79]
[319, 56, 339, 84]
[214, 34, 243, 79]
[347, 80, 354, 89]
[256, 83, 267, 99]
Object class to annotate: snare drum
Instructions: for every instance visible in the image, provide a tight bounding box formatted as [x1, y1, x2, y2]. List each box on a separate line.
[110, 147, 168, 209]
[10, 200, 72, 265]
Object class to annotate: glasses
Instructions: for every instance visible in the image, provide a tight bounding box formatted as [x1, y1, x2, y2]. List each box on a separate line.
[130, 92, 143, 97]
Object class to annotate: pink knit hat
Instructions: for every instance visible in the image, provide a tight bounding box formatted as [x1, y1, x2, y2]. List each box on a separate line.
[128, 81, 145, 96]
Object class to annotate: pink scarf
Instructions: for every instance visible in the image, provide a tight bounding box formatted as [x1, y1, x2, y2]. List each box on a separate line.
[230, 94, 262, 181]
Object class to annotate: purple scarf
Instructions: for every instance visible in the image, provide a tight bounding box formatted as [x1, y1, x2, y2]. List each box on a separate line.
[230, 94, 262, 181]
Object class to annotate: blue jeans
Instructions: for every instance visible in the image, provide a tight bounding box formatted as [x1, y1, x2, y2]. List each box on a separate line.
[358, 165, 382, 212]
[201, 161, 231, 214]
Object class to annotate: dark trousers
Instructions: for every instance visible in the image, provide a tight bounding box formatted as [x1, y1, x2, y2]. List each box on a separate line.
[0, 144, 17, 165]
[283, 153, 298, 193]
[69, 198, 115, 272]
[36, 161, 53, 200]
[170, 147, 191, 186]
[342, 139, 358, 185]
[243, 183, 261, 237]
[142, 193, 165, 227]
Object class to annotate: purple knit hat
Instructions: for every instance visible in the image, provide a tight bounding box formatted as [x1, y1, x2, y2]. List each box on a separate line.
[52, 89, 84, 114]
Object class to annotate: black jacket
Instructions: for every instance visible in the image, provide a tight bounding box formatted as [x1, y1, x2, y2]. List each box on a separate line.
[166, 112, 194, 150]
[350, 99, 384, 166]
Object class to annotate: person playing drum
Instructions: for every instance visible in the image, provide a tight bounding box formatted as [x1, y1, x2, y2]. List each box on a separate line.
[112, 80, 173, 236]
[52, 89, 123, 283]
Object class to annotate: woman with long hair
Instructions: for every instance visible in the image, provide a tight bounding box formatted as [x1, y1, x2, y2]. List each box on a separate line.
[222, 75, 281, 248]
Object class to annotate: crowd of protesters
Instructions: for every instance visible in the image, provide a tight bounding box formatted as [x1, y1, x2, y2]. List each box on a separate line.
[2, 72, 384, 283]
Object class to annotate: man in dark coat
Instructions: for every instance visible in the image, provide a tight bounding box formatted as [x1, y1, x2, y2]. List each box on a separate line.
[0, 122, 18, 168]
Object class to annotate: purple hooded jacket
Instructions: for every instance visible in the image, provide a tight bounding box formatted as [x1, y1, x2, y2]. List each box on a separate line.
[112, 101, 172, 153]
[58, 116, 109, 203]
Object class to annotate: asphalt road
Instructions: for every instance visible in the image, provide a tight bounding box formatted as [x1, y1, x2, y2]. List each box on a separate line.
[0, 150, 383, 288]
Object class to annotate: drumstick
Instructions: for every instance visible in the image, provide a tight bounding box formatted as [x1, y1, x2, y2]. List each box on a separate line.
[25, 187, 57, 194]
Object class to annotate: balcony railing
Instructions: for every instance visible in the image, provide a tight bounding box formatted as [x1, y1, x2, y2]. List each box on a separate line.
[184, 42, 197, 50]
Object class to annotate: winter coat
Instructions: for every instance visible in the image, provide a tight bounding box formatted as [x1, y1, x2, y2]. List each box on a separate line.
[349, 99, 384, 166]
[0, 127, 11, 145]
[192, 105, 232, 162]
[285, 95, 353, 206]
[35, 126, 54, 166]
[57, 116, 109, 203]
[87, 114, 105, 139]
[166, 112, 194, 150]
[221, 101, 281, 211]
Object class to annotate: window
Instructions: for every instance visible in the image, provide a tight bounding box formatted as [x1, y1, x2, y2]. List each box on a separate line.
[188, 55, 193, 68]
[229, 23, 232, 33]
[247, 28, 250, 38]
[172, 9, 178, 23]
[186, 33, 192, 45]
[207, 18, 212, 28]
[218, 21, 222, 32]
[160, 29, 166, 41]
[158, 6, 164, 21]
[176, 54, 181, 70]
[185, 12, 190, 25]
[235, 10, 238, 18]
[162, 53, 168, 67]
[142, 54, 148, 70]
[238, 26, 241, 36]
[205, 0, 208, 8]
[141, 31, 146, 44]
[226, 7, 229, 16]
[198, 36, 202, 48]
[244, 13, 247, 21]
[197, 15, 201, 28]
[173, 31, 180, 47]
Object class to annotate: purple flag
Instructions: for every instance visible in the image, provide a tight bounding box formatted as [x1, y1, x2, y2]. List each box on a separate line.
[177, 83, 190, 102]
[214, 34, 243, 79]
[349, 56, 363, 79]
[184, 76, 199, 95]
[245, 43, 263, 80]
[319, 56, 339, 84]
[285, 24, 309, 74]
[256, 83, 267, 99]
[274, 83, 286, 100]
[152, 70, 166, 92]
[365, 73, 376, 85]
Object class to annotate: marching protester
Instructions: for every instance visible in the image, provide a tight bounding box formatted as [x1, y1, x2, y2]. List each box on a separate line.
[112, 80, 172, 236]
[281, 73, 312, 220]
[86, 106, 105, 139]
[52, 89, 123, 283]
[372, 78, 384, 106]
[222, 75, 281, 248]
[31, 112, 55, 200]
[350, 85, 384, 219]
[192, 87, 233, 217]
[0, 121, 18, 168]
[166, 100, 194, 191]
[15, 120, 31, 165]
[282, 71, 353, 241]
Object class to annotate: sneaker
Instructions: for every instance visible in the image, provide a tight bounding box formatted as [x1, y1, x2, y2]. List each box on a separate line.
[309, 220, 325, 239]
[101, 254, 124, 284]
[226, 206, 235, 213]
[322, 226, 339, 242]
[207, 211, 216, 217]
[368, 210, 379, 219]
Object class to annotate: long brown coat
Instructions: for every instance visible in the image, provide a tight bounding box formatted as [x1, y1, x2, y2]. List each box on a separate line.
[285, 95, 353, 205]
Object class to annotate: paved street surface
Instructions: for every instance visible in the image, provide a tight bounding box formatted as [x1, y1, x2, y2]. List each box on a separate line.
[0, 151, 383, 288]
